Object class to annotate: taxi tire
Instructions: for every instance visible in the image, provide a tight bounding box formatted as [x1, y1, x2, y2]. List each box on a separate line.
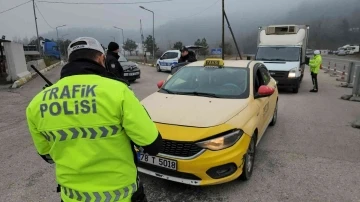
[269, 101, 278, 126]
[156, 65, 161, 72]
[240, 134, 256, 181]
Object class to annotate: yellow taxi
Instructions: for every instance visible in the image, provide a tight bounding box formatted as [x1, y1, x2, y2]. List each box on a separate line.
[139, 58, 279, 185]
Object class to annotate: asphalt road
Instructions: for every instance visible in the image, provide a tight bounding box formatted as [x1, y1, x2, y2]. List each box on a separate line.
[0, 62, 360, 202]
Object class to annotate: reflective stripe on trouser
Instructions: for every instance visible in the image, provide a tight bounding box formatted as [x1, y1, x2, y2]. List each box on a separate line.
[41, 125, 122, 142]
[61, 183, 137, 202]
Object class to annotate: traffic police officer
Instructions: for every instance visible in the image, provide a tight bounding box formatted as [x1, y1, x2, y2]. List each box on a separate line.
[178, 46, 197, 63]
[309, 50, 322, 92]
[26, 37, 162, 202]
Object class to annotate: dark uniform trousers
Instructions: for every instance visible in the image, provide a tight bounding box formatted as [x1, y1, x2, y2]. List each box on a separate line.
[311, 72, 318, 90]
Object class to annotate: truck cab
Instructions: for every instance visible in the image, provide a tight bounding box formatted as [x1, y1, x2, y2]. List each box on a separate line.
[43, 41, 61, 60]
[255, 25, 310, 93]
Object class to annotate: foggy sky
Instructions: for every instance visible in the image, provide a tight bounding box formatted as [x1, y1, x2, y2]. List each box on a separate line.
[0, 0, 308, 40]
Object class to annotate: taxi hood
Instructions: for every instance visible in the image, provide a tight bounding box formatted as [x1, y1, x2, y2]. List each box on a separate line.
[141, 92, 248, 128]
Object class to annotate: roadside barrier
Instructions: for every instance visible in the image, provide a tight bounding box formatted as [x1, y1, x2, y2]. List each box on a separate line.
[324, 61, 331, 73]
[336, 65, 347, 81]
[321, 57, 360, 88]
[330, 63, 338, 77]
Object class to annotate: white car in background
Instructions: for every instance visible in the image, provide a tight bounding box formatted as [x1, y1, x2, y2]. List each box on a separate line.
[156, 45, 204, 72]
[337, 49, 346, 56]
[156, 50, 180, 72]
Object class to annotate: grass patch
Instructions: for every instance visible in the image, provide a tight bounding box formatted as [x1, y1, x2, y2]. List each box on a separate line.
[43, 56, 60, 67]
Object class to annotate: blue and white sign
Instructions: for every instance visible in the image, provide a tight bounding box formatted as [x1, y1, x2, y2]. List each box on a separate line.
[211, 48, 222, 55]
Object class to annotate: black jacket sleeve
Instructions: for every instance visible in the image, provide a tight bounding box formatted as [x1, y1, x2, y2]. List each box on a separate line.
[115, 61, 124, 78]
[142, 133, 162, 156]
[187, 51, 197, 62]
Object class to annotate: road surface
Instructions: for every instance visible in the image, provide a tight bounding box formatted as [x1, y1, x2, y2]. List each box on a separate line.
[0, 62, 359, 202]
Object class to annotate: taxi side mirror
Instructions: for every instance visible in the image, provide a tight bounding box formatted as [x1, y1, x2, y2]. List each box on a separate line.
[255, 85, 275, 99]
[160, 57, 164, 60]
[157, 80, 165, 89]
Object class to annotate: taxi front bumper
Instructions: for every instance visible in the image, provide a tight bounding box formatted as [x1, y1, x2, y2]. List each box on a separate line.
[137, 134, 251, 186]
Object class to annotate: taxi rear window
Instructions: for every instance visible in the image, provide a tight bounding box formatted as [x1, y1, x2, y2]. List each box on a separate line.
[161, 66, 250, 99]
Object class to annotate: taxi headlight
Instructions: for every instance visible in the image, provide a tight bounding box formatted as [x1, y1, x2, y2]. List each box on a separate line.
[288, 68, 297, 78]
[195, 130, 243, 151]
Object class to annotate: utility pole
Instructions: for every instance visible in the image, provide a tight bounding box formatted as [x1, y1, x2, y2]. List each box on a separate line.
[224, 11, 242, 59]
[140, 6, 155, 59]
[222, 0, 225, 60]
[56, 25, 66, 60]
[140, 19, 147, 63]
[32, 0, 41, 56]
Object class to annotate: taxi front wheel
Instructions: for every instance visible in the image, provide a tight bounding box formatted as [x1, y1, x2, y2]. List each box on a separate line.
[240, 135, 256, 181]
[269, 101, 278, 126]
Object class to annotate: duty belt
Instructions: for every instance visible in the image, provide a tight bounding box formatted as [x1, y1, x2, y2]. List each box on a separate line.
[61, 183, 137, 202]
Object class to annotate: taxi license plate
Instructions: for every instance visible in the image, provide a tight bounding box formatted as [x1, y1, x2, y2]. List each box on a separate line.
[139, 153, 177, 170]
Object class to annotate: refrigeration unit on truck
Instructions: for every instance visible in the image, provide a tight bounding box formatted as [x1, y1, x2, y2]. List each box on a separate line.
[255, 25, 310, 93]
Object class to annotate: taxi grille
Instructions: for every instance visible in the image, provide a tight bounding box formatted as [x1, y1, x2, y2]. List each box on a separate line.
[160, 140, 203, 158]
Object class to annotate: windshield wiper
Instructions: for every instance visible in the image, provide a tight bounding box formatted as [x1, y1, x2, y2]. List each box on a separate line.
[178, 91, 220, 98]
[161, 88, 176, 94]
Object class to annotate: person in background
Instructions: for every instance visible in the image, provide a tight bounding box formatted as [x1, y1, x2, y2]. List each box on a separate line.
[0, 59, 6, 77]
[309, 50, 322, 93]
[26, 37, 162, 202]
[178, 46, 197, 63]
[106, 42, 124, 79]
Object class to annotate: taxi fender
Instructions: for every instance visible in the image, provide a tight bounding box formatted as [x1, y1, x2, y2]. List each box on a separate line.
[226, 106, 259, 138]
[241, 115, 259, 138]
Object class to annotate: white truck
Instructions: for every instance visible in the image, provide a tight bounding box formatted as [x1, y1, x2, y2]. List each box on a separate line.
[255, 25, 310, 93]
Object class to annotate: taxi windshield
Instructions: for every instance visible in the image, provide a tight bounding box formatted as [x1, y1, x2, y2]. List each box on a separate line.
[160, 66, 249, 99]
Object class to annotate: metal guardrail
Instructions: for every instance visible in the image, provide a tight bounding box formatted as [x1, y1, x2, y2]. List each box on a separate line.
[321, 56, 360, 87]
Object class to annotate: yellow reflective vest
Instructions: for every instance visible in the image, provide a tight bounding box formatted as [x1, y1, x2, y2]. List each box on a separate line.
[26, 67, 159, 202]
[309, 55, 322, 74]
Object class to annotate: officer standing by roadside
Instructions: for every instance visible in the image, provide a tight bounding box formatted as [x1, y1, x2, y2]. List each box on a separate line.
[26, 37, 162, 202]
[309, 50, 322, 93]
[106, 41, 125, 79]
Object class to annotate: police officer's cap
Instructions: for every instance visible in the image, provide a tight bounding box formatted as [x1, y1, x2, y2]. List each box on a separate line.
[68, 37, 105, 57]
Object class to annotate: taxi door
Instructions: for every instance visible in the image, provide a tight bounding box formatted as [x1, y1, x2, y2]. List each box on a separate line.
[253, 65, 271, 139]
[259, 65, 277, 125]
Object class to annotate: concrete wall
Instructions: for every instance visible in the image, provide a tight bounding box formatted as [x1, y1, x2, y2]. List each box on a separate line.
[3, 42, 30, 82]
[27, 59, 46, 74]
